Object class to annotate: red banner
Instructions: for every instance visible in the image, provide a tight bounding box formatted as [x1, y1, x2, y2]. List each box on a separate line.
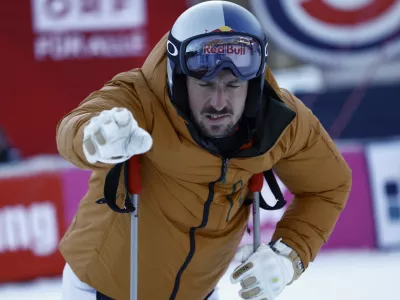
[0, 0, 187, 157]
[0, 172, 66, 282]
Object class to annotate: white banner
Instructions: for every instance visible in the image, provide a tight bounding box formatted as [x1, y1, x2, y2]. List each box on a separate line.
[31, 0, 147, 60]
[365, 139, 400, 249]
[31, 0, 146, 32]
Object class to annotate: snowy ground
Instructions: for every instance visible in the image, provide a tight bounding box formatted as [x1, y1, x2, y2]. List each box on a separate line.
[0, 249, 399, 300]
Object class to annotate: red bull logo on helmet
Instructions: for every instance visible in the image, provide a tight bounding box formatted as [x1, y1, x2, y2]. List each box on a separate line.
[203, 44, 246, 55]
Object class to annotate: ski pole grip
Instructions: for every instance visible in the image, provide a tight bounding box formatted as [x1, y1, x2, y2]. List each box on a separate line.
[249, 173, 263, 193]
[128, 155, 142, 195]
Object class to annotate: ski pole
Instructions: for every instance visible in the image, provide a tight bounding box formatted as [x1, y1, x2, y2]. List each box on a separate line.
[128, 155, 142, 300]
[248, 173, 263, 252]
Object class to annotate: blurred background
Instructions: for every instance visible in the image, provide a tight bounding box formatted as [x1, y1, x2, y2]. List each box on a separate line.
[0, 0, 399, 299]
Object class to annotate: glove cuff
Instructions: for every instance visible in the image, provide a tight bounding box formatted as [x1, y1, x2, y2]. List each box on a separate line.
[269, 239, 305, 285]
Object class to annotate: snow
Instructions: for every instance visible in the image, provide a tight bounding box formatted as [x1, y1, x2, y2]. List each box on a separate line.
[0, 277, 62, 300]
[218, 249, 400, 300]
[0, 249, 399, 300]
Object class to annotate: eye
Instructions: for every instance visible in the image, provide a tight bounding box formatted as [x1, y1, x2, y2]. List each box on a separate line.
[228, 84, 240, 89]
[198, 83, 212, 87]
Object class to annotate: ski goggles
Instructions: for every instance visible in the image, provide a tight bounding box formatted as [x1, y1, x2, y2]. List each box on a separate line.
[181, 34, 265, 81]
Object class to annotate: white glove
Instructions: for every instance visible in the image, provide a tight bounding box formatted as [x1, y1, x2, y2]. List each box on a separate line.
[230, 241, 295, 300]
[82, 107, 152, 164]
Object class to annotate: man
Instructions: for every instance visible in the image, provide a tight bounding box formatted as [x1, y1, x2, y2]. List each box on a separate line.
[56, 1, 352, 300]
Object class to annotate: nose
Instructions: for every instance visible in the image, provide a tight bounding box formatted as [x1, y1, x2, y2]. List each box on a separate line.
[210, 86, 228, 111]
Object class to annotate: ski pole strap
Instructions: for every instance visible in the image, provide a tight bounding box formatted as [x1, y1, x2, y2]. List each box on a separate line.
[261, 170, 286, 210]
[245, 170, 286, 211]
[96, 156, 141, 213]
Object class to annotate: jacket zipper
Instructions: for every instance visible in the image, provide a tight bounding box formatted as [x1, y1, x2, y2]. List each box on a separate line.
[169, 157, 229, 300]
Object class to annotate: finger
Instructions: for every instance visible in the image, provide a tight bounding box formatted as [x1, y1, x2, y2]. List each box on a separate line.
[98, 119, 119, 144]
[238, 285, 263, 299]
[94, 131, 106, 145]
[83, 137, 97, 156]
[82, 137, 98, 164]
[98, 110, 113, 124]
[84, 117, 100, 137]
[240, 276, 258, 289]
[112, 107, 133, 127]
[230, 261, 254, 284]
[84, 112, 112, 144]
[126, 128, 153, 154]
[234, 244, 254, 263]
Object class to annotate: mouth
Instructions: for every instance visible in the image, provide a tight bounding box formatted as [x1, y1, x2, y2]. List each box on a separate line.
[204, 114, 230, 122]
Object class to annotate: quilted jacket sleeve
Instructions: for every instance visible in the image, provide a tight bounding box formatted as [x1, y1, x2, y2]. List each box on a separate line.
[272, 89, 352, 269]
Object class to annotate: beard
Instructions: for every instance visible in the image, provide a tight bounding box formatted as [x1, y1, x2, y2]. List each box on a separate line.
[194, 117, 239, 139]
[192, 105, 242, 138]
